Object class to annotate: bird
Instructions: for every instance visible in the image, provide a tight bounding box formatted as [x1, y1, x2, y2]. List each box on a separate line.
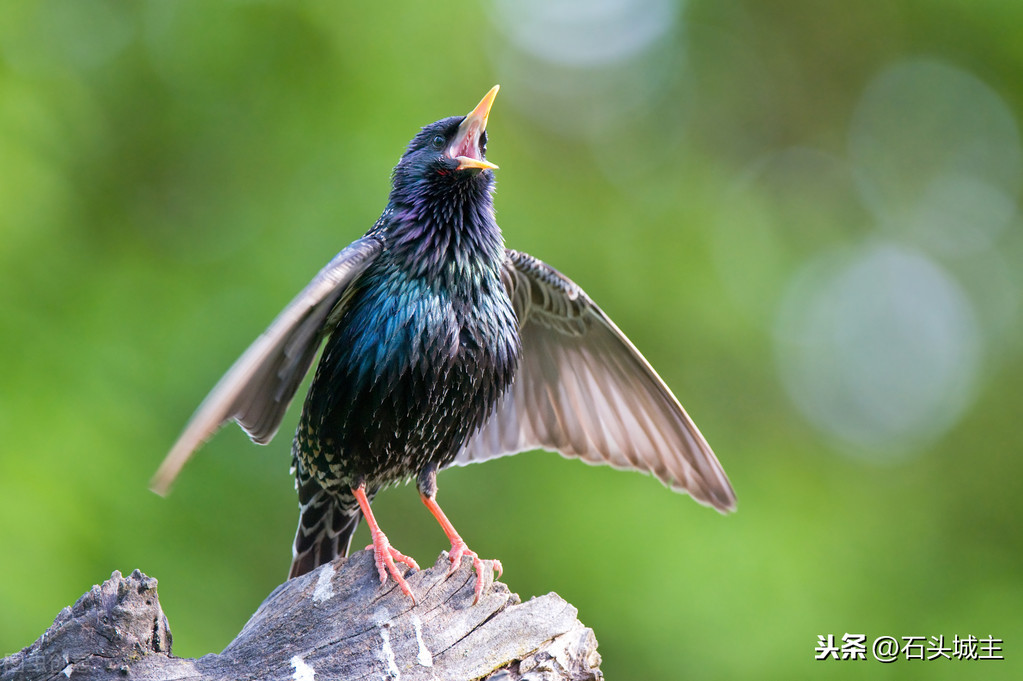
[151, 85, 736, 604]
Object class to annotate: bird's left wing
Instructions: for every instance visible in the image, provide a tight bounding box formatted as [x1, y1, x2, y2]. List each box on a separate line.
[151, 235, 384, 495]
[455, 249, 736, 512]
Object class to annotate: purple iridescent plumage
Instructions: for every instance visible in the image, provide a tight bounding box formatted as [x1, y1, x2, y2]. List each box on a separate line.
[153, 88, 735, 603]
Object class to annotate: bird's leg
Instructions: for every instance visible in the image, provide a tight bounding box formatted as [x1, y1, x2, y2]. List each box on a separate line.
[418, 464, 503, 604]
[352, 481, 419, 602]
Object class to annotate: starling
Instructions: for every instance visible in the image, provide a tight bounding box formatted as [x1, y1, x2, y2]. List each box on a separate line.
[152, 86, 736, 603]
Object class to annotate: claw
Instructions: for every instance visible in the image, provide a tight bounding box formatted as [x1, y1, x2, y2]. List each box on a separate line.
[353, 482, 420, 603]
[420, 489, 504, 604]
[447, 538, 502, 604]
[366, 535, 419, 603]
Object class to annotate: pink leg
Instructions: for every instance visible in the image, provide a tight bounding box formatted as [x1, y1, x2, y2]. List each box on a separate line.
[353, 483, 420, 602]
[421, 494, 503, 604]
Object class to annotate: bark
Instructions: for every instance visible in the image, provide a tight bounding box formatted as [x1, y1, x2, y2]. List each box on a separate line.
[1, 551, 602, 681]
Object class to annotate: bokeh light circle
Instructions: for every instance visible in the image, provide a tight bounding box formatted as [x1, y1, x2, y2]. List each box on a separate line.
[773, 242, 982, 459]
[849, 58, 1021, 258]
[490, 0, 679, 67]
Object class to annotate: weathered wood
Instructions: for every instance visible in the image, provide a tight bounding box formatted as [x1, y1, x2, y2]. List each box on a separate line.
[1, 551, 602, 681]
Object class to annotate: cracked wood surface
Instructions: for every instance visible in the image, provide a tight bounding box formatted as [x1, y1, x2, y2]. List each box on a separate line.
[1, 551, 602, 681]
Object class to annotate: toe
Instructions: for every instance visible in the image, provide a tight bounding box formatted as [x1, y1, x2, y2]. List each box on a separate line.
[390, 548, 420, 571]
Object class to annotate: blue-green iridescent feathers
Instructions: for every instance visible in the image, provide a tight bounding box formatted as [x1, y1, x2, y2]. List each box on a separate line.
[289, 118, 519, 576]
[154, 104, 735, 582]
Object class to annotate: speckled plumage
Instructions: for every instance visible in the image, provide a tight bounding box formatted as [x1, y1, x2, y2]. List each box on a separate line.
[289, 120, 520, 575]
[154, 88, 736, 600]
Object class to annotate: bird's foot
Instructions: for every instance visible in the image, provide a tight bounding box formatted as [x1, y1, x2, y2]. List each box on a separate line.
[446, 538, 503, 604]
[365, 532, 420, 603]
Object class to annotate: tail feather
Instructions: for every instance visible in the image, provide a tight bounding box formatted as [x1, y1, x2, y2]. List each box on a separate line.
[289, 462, 361, 579]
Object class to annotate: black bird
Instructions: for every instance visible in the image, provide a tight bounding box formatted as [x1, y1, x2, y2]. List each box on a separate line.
[152, 86, 736, 603]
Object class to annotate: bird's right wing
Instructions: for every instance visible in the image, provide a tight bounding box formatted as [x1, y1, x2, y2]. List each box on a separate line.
[150, 235, 384, 495]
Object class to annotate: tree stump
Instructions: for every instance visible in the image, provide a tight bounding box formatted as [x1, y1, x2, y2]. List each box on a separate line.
[1, 551, 602, 681]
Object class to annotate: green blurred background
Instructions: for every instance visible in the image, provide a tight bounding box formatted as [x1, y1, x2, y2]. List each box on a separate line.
[1, 1, 1021, 679]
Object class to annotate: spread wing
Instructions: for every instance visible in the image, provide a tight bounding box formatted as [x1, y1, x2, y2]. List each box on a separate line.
[151, 235, 384, 495]
[456, 249, 736, 512]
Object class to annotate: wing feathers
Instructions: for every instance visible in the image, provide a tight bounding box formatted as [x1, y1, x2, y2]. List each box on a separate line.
[457, 250, 736, 512]
[151, 236, 383, 495]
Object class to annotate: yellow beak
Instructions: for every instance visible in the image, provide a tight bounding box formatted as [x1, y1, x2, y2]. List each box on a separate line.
[451, 85, 500, 171]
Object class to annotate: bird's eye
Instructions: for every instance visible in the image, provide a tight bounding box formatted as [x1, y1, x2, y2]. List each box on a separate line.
[431, 135, 445, 150]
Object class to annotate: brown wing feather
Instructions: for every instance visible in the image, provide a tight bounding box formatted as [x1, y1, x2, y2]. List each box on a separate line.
[456, 249, 736, 512]
[151, 236, 383, 495]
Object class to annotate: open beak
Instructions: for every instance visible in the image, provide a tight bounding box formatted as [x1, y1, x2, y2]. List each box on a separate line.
[449, 85, 500, 171]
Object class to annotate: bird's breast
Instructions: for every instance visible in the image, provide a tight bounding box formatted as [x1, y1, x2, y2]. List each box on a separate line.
[299, 259, 519, 487]
[350, 262, 515, 372]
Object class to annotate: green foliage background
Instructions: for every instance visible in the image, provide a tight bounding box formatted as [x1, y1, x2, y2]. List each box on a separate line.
[1, 2, 1021, 679]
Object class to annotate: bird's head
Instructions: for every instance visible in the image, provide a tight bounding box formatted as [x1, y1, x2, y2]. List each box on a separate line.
[391, 86, 500, 200]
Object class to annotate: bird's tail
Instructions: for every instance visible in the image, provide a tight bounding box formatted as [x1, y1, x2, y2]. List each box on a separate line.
[289, 461, 361, 579]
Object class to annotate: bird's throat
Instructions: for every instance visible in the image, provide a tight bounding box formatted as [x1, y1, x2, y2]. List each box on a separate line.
[388, 186, 504, 283]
